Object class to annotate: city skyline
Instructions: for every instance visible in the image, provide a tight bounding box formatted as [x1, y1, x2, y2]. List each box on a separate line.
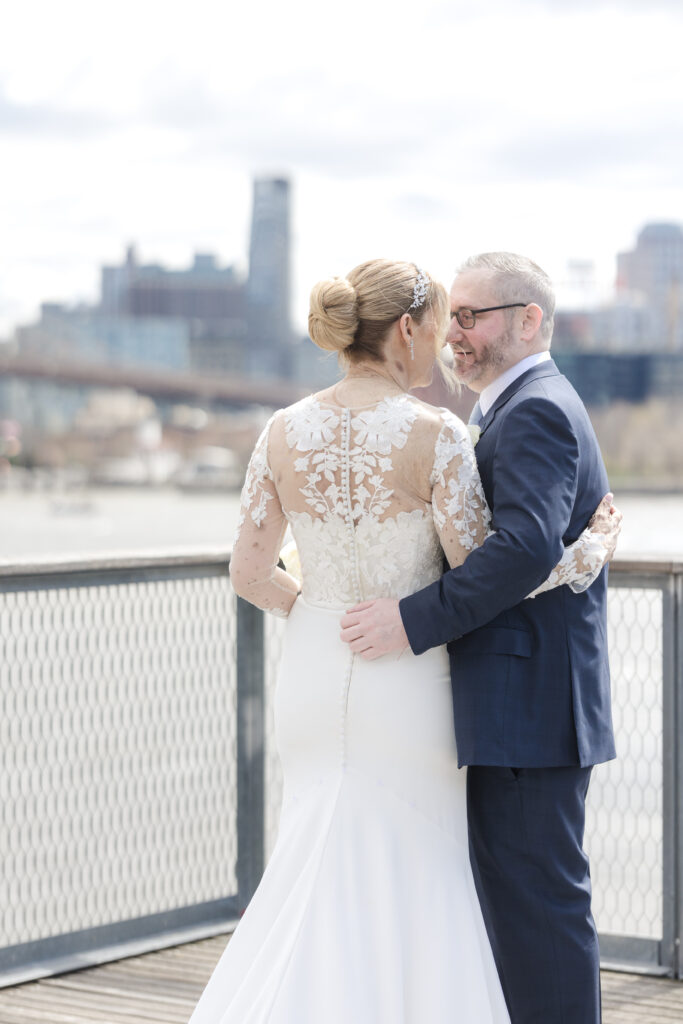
[2, 0, 683, 336]
[8, 210, 683, 350]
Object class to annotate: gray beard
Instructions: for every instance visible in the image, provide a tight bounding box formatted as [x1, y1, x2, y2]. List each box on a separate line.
[454, 327, 514, 386]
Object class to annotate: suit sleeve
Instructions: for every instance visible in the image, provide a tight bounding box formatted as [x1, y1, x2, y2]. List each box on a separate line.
[399, 397, 579, 654]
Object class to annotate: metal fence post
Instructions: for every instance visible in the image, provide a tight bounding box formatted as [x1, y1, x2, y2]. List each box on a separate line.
[675, 571, 683, 978]
[236, 597, 266, 910]
[662, 576, 678, 976]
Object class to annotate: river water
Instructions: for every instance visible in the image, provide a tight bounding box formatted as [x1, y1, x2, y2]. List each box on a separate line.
[1, 486, 682, 561]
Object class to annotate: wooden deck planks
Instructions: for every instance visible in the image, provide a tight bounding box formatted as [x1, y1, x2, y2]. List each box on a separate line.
[601, 970, 683, 1022]
[0, 935, 682, 1023]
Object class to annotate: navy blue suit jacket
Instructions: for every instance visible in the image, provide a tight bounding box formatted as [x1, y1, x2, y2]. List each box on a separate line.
[400, 359, 616, 768]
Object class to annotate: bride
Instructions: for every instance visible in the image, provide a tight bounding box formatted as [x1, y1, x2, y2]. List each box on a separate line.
[188, 260, 618, 1023]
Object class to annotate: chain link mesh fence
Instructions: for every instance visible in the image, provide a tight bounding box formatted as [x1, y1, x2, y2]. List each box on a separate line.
[0, 560, 239, 976]
[586, 581, 664, 946]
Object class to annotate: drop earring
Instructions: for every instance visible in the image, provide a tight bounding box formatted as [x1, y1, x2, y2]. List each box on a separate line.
[409, 338, 415, 361]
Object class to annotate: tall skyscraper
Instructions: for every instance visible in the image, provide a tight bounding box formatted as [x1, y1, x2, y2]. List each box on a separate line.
[247, 177, 293, 377]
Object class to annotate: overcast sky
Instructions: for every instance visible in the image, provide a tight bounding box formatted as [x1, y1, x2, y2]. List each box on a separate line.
[2, 0, 683, 337]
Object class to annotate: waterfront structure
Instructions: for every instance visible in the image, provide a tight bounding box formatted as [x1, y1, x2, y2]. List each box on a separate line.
[553, 304, 647, 354]
[555, 223, 683, 356]
[17, 303, 191, 372]
[101, 247, 247, 374]
[14, 249, 246, 378]
[101, 248, 242, 320]
[0, 372, 88, 439]
[617, 222, 683, 353]
[553, 351, 683, 406]
[618, 223, 683, 295]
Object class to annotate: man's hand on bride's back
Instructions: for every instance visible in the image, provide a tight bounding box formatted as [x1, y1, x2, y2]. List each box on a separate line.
[340, 599, 409, 660]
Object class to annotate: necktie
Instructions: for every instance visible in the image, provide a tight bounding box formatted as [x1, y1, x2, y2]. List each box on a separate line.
[469, 401, 483, 427]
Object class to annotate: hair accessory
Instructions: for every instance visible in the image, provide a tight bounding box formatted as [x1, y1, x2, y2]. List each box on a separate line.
[407, 267, 429, 312]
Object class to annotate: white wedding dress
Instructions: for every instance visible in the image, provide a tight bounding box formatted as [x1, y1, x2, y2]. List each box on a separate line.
[189, 390, 607, 1024]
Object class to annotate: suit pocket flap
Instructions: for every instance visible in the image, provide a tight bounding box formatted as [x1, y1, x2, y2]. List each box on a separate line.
[452, 626, 533, 658]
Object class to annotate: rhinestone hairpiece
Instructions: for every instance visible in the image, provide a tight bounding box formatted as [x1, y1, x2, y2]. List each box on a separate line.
[407, 267, 429, 311]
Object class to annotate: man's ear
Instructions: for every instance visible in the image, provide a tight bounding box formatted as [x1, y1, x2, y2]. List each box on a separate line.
[520, 303, 544, 342]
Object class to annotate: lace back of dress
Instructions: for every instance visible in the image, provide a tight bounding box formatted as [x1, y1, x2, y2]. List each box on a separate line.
[269, 395, 451, 609]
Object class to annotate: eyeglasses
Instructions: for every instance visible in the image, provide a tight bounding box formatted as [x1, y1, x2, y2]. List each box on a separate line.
[451, 303, 528, 329]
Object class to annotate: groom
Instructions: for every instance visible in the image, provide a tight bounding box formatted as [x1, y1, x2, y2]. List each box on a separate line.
[340, 252, 615, 1023]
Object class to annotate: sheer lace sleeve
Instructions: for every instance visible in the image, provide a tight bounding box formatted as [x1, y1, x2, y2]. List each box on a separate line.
[229, 415, 300, 617]
[430, 417, 490, 569]
[527, 529, 609, 598]
[431, 414, 611, 592]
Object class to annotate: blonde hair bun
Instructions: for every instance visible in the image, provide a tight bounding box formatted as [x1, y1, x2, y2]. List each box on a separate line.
[308, 277, 359, 353]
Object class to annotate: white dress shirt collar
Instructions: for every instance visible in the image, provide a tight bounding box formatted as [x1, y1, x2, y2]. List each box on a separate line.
[478, 351, 552, 418]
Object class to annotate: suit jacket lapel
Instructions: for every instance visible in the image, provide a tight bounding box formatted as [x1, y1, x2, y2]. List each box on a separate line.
[478, 358, 561, 439]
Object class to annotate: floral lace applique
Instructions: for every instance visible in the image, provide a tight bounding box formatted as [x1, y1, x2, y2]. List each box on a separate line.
[285, 396, 418, 525]
[351, 397, 417, 456]
[286, 401, 340, 451]
[287, 508, 443, 607]
[528, 531, 608, 598]
[234, 416, 276, 543]
[430, 415, 491, 558]
[276, 395, 440, 605]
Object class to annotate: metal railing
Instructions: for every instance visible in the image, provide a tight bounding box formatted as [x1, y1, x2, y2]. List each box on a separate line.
[587, 557, 683, 977]
[0, 551, 681, 984]
[0, 551, 265, 987]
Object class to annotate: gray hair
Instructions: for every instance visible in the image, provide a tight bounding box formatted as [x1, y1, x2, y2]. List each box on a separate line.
[458, 252, 555, 344]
